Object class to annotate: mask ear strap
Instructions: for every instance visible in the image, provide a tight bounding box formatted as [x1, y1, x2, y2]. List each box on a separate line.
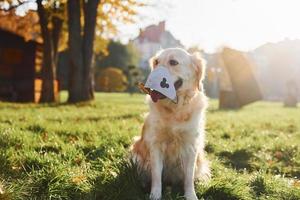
[172, 96, 178, 104]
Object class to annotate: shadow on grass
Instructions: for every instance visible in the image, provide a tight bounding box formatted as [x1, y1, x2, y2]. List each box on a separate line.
[89, 160, 197, 200]
[34, 145, 61, 155]
[46, 113, 142, 124]
[26, 124, 46, 134]
[90, 160, 148, 200]
[249, 173, 267, 197]
[0, 119, 13, 125]
[201, 183, 247, 200]
[89, 113, 141, 121]
[205, 142, 216, 154]
[81, 146, 107, 161]
[218, 149, 254, 171]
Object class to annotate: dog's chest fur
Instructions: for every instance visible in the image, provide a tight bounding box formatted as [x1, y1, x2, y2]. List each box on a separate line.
[156, 126, 198, 162]
[146, 101, 204, 163]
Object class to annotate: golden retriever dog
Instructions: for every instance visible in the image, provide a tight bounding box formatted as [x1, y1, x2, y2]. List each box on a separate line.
[130, 48, 210, 200]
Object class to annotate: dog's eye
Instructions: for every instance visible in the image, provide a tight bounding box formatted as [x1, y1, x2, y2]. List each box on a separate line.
[169, 59, 178, 66]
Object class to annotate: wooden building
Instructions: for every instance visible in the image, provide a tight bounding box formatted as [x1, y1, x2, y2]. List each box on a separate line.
[0, 29, 58, 102]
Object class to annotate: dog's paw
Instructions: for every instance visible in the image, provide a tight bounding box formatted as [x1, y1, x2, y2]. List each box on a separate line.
[184, 191, 198, 200]
[149, 187, 161, 200]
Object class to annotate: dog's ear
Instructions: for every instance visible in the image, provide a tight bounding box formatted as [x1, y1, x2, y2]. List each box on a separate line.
[149, 56, 158, 69]
[149, 49, 164, 69]
[191, 52, 206, 91]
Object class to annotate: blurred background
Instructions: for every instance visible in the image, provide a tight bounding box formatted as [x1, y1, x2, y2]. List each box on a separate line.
[1, 1, 300, 199]
[0, 0, 299, 108]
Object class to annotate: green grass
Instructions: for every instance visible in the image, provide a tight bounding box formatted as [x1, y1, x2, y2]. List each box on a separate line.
[0, 92, 300, 200]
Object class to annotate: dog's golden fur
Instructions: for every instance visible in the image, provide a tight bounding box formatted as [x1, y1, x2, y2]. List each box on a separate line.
[130, 48, 210, 200]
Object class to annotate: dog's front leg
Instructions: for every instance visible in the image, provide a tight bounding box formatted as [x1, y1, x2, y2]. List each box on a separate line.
[183, 148, 198, 200]
[149, 147, 163, 200]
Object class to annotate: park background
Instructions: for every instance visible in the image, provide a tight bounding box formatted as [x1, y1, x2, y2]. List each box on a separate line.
[0, 0, 299, 199]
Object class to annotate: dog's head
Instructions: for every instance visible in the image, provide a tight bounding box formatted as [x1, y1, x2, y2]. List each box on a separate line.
[149, 48, 206, 103]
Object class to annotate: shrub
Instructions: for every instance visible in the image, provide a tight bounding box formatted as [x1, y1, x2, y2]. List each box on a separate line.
[95, 67, 128, 92]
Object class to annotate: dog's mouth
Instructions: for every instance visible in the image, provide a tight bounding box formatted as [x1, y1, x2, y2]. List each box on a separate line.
[149, 78, 183, 103]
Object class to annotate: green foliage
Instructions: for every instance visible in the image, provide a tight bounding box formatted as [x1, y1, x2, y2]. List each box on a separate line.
[95, 40, 140, 71]
[94, 40, 144, 93]
[125, 65, 145, 94]
[0, 94, 300, 199]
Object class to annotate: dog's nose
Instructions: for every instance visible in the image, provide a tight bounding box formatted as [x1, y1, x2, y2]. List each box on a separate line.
[174, 78, 183, 90]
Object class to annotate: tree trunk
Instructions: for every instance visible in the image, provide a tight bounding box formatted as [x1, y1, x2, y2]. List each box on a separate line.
[37, 0, 56, 103]
[67, 0, 100, 102]
[52, 17, 63, 63]
[67, 0, 84, 103]
[82, 0, 100, 100]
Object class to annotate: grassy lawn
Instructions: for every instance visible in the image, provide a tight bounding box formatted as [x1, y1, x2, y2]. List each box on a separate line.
[0, 92, 300, 200]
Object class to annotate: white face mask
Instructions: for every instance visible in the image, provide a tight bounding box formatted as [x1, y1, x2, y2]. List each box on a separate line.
[145, 66, 177, 103]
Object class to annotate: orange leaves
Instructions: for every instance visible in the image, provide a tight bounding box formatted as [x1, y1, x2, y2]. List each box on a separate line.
[68, 135, 79, 144]
[293, 180, 300, 187]
[274, 151, 284, 160]
[71, 175, 87, 185]
[96, 0, 144, 35]
[0, 10, 41, 42]
[93, 0, 144, 54]
[42, 132, 48, 142]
